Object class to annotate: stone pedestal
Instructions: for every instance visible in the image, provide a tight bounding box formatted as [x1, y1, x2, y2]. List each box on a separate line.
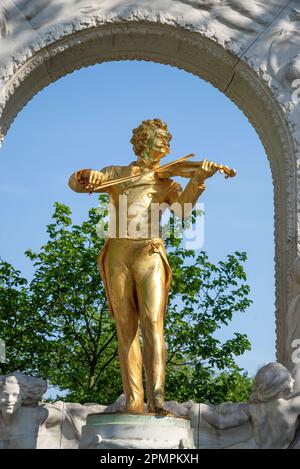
[79, 413, 195, 449]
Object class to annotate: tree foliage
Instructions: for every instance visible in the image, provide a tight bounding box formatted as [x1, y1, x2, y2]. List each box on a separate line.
[0, 195, 253, 404]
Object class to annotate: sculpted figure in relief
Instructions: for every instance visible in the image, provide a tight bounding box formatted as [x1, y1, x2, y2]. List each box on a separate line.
[0, 372, 47, 449]
[201, 363, 300, 449]
[0, 372, 106, 448]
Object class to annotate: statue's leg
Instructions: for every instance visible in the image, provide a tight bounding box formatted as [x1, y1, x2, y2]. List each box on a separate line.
[103, 242, 144, 413]
[133, 246, 169, 415]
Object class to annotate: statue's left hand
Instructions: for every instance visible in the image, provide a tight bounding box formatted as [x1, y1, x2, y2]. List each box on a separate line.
[194, 159, 218, 183]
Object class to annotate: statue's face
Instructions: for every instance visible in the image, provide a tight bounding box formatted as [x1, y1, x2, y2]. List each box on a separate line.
[280, 376, 295, 399]
[0, 382, 22, 416]
[143, 128, 169, 166]
[287, 377, 295, 395]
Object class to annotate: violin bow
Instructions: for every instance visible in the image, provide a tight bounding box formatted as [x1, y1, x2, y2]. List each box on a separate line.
[82, 154, 236, 192]
[88, 153, 195, 191]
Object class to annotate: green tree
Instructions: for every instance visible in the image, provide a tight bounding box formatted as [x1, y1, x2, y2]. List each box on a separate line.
[164, 226, 253, 403]
[0, 195, 253, 403]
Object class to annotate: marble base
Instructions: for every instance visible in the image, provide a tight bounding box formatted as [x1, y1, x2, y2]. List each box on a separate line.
[79, 413, 195, 449]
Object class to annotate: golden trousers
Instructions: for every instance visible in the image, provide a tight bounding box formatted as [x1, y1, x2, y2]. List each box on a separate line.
[98, 237, 171, 412]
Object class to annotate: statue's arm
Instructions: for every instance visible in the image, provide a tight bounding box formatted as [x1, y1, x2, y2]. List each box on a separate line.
[68, 166, 119, 193]
[40, 403, 65, 428]
[166, 160, 218, 218]
[201, 402, 250, 430]
[166, 178, 206, 218]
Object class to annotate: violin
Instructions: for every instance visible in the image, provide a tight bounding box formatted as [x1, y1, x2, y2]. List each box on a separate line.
[156, 154, 236, 180]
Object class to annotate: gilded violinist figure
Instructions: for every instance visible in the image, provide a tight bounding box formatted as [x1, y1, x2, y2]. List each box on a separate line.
[69, 119, 234, 415]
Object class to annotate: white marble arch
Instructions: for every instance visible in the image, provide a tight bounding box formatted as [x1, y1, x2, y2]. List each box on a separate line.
[0, 0, 299, 369]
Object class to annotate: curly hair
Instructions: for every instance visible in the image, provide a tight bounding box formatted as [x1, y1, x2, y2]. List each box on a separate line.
[250, 363, 293, 403]
[130, 119, 172, 158]
[0, 372, 47, 406]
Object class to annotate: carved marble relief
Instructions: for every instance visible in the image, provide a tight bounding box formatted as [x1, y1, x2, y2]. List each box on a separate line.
[11, 0, 63, 30]
[175, 0, 285, 33]
[0, 9, 8, 38]
[267, 7, 300, 91]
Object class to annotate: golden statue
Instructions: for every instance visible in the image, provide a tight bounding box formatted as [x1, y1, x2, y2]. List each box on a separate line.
[68, 119, 235, 415]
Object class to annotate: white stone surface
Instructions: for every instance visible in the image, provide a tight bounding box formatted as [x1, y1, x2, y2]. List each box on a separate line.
[99, 395, 200, 448]
[0, 1, 299, 365]
[199, 363, 300, 449]
[79, 413, 195, 449]
[37, 401, 107, 449]
[0, 372, 47, 449]
[1, 365, 300, 449]
[0, 372, 106, 449]
[286, 256, 300, 391]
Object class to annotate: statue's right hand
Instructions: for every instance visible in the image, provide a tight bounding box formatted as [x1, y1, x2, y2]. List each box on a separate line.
[75, 168, 91, 185]
[75, 169, 104, 190]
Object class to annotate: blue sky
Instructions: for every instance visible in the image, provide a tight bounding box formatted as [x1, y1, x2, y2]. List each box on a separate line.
[0, 60, 275, 376]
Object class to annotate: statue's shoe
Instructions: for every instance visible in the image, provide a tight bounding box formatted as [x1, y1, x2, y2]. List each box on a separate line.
[148, 398, 171, 416]
[121, 404, 145, 414]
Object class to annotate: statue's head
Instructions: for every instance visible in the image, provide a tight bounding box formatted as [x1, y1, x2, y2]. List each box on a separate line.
[0, 375, 21, 416]
[0, 372, 47, 416]
[131, 119, 172, 167]
[250, 362, 294, 403]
